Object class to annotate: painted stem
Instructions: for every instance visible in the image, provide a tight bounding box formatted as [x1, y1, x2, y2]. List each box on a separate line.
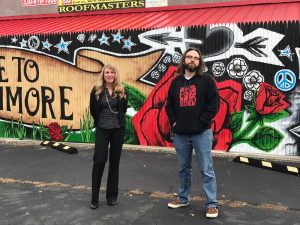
[232, 118, 259, 144]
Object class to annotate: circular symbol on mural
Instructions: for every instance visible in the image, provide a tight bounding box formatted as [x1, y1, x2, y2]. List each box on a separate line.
[151, 70, 160, 80]
[27, 36, 40, 51]
[274, 69, 296, 91]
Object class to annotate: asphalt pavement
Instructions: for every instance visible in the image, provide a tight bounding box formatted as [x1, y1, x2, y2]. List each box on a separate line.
[0, 140, 299, 225]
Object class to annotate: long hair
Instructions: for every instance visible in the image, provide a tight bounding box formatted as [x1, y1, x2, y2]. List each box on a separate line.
[176, 48, 205, 76]
[94, 64, 126, 100]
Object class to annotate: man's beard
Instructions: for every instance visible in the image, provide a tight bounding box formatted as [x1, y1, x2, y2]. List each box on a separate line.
[184, 63, 200, 72]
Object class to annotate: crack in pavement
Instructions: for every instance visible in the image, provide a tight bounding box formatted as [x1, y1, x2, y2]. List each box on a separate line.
[1, 177, 299, 212]
[133, 204, 154, 224]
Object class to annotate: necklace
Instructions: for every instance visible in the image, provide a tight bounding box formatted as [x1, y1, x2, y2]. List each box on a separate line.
[105, 89, 119, 114]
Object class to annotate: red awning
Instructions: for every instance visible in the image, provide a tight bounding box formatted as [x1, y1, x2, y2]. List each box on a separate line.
[0, 0, 299, 36]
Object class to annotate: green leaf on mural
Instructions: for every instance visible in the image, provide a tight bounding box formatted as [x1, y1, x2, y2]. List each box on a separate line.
[245, 105, 258, 122]
[124, 114, 139, 144]
[250, 126, 283, 152]
[230, 111, 244, 133]
[32, 123, 38, 139]
[80, 107, 93, 143]
[16, 119, 26, 139]
[262, 110, 289, 123]
[123, 83, 146, 111]
[61, 125, 74, 142]
[39, 123, 50, 140]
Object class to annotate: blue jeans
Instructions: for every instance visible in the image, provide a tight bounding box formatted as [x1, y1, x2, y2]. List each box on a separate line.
[173, 129, 218, 208]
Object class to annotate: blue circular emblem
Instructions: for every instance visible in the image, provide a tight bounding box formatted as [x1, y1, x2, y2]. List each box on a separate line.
[274, 69, 296, 91]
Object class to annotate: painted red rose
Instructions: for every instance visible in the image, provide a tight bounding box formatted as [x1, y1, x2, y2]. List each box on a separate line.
[212, 80, 242, 151]
[132, 66, 177, 147]
[48, 122, 63, 141]
[255, 82, 289, 115]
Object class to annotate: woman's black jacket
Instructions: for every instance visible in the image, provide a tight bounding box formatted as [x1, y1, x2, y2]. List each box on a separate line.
[89, 87, 128, 128]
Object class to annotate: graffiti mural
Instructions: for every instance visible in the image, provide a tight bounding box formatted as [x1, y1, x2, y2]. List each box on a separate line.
[0, 21, 299, 155]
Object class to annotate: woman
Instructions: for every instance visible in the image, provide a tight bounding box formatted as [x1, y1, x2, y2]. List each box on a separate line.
[89, 64, 128, 209]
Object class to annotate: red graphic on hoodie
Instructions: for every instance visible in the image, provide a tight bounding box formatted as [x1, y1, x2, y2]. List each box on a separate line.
[180, 85, 196, 107]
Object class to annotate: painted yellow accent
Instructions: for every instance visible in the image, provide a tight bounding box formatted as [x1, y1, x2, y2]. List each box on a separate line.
[63, 146, 71, 150]
[53, 142, 60, 147]
[262, 161, 272, 168]
[287, 166, 299, 173]
[240, 157, 249, 163]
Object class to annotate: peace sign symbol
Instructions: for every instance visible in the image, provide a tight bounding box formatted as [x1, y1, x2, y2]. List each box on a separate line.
[274, 69, 296, 91]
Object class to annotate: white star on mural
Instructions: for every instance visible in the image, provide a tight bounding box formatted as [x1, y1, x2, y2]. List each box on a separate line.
[122, 36, 136, 51]
[112, 31, 124, 44]
[98, 33, 110, 46]
[19, 39, 27, 48]
[278, 45, 294, 61]
[42, 39, 52, 51]
[11, 37, 18, 43]
[54, 37, 72, 54]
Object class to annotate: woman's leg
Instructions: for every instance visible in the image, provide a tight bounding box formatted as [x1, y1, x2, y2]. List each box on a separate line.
[106, 128, 125, 202]
[91, 128, 110, 204]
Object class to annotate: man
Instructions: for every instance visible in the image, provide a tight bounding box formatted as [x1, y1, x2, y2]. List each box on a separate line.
[165, 48, 219, 218]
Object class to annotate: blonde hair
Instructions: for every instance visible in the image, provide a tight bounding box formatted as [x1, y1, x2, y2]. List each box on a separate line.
[94, 64, 126, 100]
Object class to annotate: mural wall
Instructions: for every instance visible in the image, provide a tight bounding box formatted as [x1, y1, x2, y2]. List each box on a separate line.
[0, 21, 299, 156]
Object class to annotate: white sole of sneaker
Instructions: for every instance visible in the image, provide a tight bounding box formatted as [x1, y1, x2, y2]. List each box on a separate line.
[206, 213, 218, 218]
[167, 203, 189, 209]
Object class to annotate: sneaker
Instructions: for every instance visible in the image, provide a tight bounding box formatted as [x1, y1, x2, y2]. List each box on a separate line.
[206, 207, 218, 218]
[168, 199, 189, 209]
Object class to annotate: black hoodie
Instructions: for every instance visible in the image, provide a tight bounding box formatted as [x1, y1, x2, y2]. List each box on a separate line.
[166, 73, 220, 135]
